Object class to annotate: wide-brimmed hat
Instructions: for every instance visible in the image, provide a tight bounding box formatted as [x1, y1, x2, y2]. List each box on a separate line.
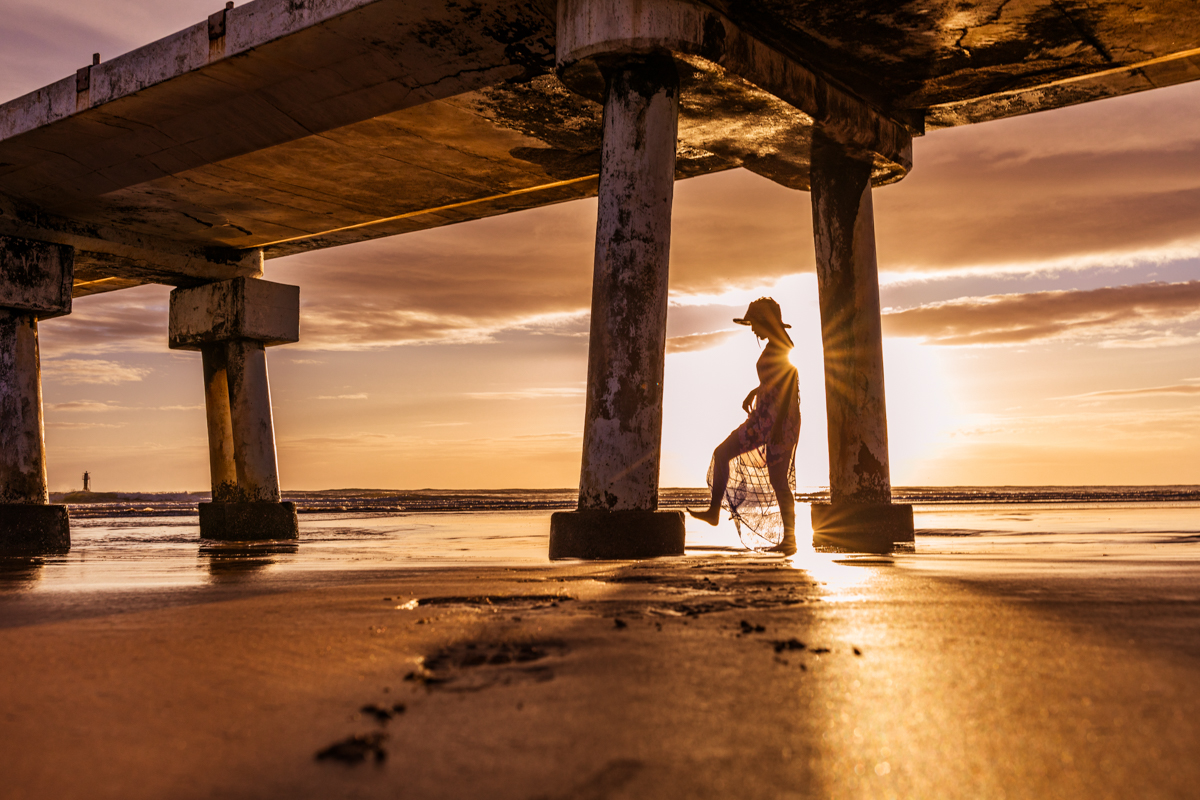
[733, 297, 791, 328]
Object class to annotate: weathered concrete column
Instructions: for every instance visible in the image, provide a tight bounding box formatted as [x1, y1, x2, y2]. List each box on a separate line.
[200, 344, 236, 500]
[0, 236, 73, 552]
[549, 54, 686, 559]
[170, 276, 299, 541]
[809, 133, 914, 550]
[225, 339, 281, 502]
[0, 312, 48, 505]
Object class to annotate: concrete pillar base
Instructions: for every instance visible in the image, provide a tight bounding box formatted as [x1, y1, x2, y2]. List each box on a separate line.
[549, 510, 685, 560]
[198, 501, 298, 541]
[0, 504, 70, 552]
[811, 503, 914, 553]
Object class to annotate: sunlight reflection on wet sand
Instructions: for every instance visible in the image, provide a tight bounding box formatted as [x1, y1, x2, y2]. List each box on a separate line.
[3, 501, 1198, 595]
[900, 501, 1200, 579]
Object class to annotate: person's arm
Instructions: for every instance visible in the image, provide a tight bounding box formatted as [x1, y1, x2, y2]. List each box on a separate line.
[742, 387, 758, 414]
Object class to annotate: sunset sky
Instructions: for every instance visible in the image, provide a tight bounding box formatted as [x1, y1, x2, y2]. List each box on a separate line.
[5, 0, 1199, 492]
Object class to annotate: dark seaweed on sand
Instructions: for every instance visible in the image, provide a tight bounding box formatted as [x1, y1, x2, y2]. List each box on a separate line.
[360, 703, 406, 723]
[316, 732, 388, 764]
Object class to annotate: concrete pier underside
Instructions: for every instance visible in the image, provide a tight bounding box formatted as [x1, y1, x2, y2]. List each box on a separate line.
[2, 0, 1196, 296]
[2, 0, 1199, 553]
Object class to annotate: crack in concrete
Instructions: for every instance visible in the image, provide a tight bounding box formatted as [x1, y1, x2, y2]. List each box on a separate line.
[985, 0, 1017, 27]
[953, 28, 973, 59]
[1051, 0, 1116, 64]
[159, 173, 316, 239]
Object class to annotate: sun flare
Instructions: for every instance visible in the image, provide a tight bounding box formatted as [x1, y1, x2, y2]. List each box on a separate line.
[661, 275, 964, 490]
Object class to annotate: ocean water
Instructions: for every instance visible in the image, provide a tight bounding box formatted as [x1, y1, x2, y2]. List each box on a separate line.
[4, 487, 1199, 593]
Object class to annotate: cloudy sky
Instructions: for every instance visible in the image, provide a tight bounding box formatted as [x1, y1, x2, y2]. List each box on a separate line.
[5, 0, 1199, 491]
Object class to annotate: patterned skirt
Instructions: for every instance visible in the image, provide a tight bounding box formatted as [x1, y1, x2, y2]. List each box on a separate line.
[710, 406, 801, 551]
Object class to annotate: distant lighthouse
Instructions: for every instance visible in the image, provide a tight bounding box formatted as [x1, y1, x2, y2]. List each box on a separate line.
[82, 471, 91, 492]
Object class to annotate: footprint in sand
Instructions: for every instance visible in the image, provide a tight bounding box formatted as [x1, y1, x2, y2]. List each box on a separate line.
[405, 639, 568, 691]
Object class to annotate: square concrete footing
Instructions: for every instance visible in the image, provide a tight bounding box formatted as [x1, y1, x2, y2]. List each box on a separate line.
[199, 501, 299, 541]
[549, 510, 685, 560]
[0, 504, 70, 553]
[811, 502, 914, 553]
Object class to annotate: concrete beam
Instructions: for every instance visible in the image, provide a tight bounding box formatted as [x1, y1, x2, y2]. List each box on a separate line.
[0, 236, 73, 318]
[704, 1, 1200, 129]
[0, 1, 565, 296]
[0, 0, 556, 200]
[556, 0, 913, 186]
[169, 276, 298, 350]
[0, 194, 264, 297]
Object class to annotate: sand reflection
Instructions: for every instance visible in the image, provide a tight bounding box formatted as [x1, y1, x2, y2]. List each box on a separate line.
[201, 541, 299, 583]
[0, 556, 46, 592]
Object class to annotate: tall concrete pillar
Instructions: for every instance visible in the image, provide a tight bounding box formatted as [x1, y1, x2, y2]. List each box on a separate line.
[169, 276, 299, 541]
[549, 54, 686, 560]
[0, 312, 48, 505]
[809, 133, 914, 549]
[200, 344, 237, 501]
[225, 339, 282, 503]
[0, 236, 73, 552]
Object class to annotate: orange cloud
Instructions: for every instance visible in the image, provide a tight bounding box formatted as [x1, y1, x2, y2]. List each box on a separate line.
[43, 358, 153, 384]
[38, 285, 168, 356]
[1067, 384, 1200, 399]
[883, 280, 1200, 346]
[665, 330, 739, 353]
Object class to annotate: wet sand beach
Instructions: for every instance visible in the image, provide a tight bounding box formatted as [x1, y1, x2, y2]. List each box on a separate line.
[2, 503, 1199, 799]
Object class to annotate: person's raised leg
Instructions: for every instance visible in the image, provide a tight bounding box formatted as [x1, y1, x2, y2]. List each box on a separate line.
[689, 432, 741, 526]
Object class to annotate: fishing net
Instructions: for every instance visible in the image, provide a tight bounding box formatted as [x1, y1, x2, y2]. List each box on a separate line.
[707, 446, 796, 551]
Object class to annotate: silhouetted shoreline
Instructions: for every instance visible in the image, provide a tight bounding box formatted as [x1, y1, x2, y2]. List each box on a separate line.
[48, 485, 1200, 519]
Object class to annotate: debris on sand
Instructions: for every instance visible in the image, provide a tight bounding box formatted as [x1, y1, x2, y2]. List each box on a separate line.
[404, 667, 449, 687]
[360, 703, 406, 723]
[316, 732, 388, 764]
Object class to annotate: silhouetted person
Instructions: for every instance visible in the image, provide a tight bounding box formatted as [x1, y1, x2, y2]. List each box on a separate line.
[82, 471, 90, 492]
[689, 298, 800, 554]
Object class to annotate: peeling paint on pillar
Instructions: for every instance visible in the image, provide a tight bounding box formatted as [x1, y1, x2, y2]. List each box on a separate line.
[577, 55, 679, 512]
[0, 311, 49, 504]
[810, 132, 893, 505]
